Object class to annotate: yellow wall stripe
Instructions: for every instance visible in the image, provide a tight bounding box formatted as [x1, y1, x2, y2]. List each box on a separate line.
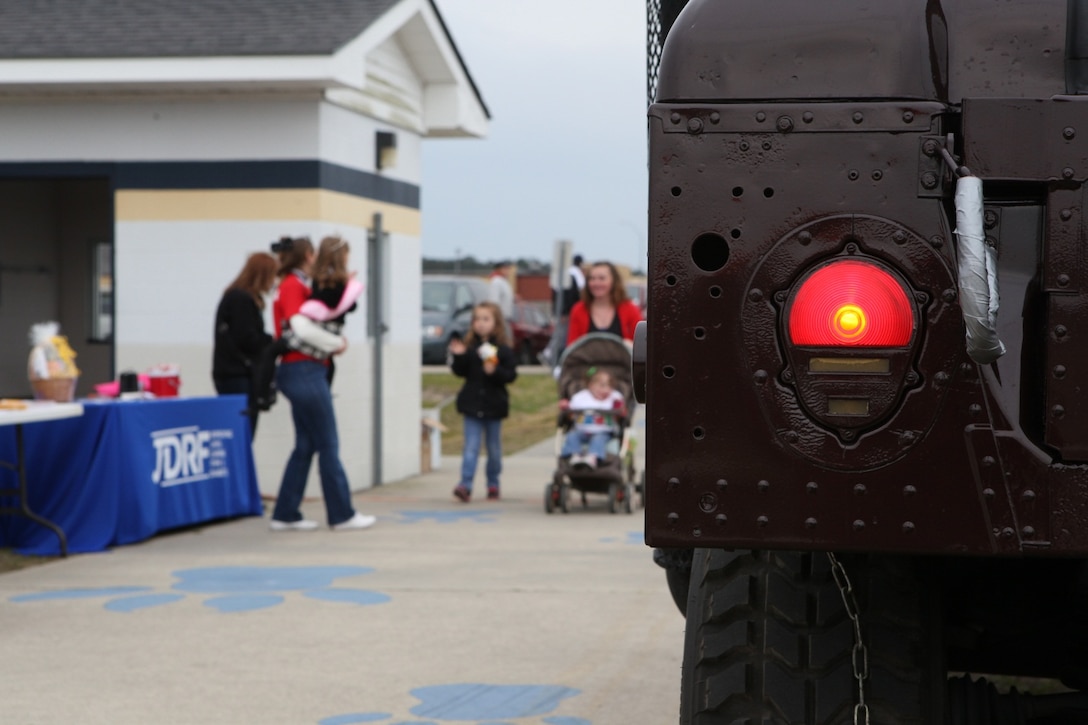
[116, 188, 421, 235]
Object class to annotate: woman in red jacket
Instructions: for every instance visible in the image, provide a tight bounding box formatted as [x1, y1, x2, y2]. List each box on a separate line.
[566, 261, 643, 345]
[268, 236, 375, 533]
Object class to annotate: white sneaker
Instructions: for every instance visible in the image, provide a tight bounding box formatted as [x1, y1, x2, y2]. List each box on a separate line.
[269, 518, 319, 532]
[331, 512, 377, 532]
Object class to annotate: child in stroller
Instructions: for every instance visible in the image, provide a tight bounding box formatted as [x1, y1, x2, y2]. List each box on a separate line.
[546, 333, 640, 514]
[560, 368, 627, 470]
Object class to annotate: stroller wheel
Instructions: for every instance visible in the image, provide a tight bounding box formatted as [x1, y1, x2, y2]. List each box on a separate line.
[544, 482, 557, 514]
[559, 483, 570, 514]
[608, 482, 621, 514]
[623, 483, 634, 514]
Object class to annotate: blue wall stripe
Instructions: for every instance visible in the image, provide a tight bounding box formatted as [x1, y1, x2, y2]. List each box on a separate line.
[0, 160, 420, 208]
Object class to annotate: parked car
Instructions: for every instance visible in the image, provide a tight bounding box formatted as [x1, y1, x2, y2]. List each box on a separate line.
[421, 274, 490, 364]
[509, 301, 554, 365]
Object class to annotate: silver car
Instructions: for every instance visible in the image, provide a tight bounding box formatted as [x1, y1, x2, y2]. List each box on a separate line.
[421, 275, 490, 364]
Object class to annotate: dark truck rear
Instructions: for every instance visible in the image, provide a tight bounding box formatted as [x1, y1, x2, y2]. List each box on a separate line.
[635, 1, 1088, 722]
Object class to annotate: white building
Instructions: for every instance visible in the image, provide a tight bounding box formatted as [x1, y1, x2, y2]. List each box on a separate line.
[0, 0, 488, 494]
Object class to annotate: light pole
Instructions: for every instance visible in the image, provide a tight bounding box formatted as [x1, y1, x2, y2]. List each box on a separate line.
[619, 220, 645, 274]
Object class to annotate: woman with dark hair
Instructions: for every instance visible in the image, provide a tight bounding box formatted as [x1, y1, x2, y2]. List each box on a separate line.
[212, 251, 278, 438]
[268, 235, 376, 533]
[565, 261, 643, 344]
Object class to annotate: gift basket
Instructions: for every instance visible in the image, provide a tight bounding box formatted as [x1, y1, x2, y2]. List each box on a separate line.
[27, 322, 80, 402]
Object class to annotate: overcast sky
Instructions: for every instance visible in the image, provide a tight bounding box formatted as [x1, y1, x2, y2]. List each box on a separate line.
[421, 0, 649, 271]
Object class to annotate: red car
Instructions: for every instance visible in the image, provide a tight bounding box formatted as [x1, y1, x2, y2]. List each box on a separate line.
[509, 302, 554, 365]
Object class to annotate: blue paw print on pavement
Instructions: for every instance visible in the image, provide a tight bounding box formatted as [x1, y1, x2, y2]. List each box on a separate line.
[10, 566, 390, 613]
[395, 510, 501, 524]
[598, 531, 644, 546]
[321, 684, 590, 725]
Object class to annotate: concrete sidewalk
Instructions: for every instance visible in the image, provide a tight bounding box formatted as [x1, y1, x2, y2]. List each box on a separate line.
[0, 436, 682, 725]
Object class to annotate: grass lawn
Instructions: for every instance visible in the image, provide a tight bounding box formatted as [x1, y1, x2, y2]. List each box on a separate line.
[422, 368, 559, 456]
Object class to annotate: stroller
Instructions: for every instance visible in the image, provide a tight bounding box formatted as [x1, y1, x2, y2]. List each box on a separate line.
[545, 332, 643, 514]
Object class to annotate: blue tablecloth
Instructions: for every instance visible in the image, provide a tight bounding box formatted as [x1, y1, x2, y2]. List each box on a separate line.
[0, 395, 263, 555]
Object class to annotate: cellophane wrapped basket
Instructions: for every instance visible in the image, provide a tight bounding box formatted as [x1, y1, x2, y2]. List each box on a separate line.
[27, 322, 80, 402]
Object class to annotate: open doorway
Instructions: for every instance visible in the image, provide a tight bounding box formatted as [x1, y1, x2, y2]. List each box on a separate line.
[0, 178, 113, 398]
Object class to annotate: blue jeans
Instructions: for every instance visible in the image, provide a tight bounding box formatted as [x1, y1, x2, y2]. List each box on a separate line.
[460, 416, 502, 492]
[561, 429, 612, 459]
[271, 361, 355, 526]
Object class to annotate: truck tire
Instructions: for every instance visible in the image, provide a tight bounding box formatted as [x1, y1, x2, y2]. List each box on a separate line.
[680, 549, 944, 724]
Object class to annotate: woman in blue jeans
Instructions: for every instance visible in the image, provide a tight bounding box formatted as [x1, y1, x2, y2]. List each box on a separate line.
[268, 236, 375, 532]
[448, 301, 517, 502]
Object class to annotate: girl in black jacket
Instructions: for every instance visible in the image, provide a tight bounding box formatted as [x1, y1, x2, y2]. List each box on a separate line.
[212, 252, 277, 439]
[449, 301, 518, 502]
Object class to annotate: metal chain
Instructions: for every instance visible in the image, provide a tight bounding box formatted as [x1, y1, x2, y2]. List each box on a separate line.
[828, 552, 870, 725]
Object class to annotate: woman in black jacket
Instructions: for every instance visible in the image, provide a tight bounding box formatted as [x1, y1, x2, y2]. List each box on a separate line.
[449, 301, 518, 502]
[212, 252, 278, 439]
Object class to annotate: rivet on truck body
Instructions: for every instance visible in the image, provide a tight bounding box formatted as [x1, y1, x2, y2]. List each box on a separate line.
[853, 519, 865, 531]
[1059, 274, 1071, 287]
[1063, 167, 1075, 179]
[902, 521, 915, 533]
[1054, 365, 1067, 378]
[776, 116, 794, 132]
[1061, 208, 1073, 221]
[983, 488, 995, 499]
[687, 117, 703, 134]
[805, 517, 817, 529]
[756, 515, 769, 527]
[1021, 489, 1036, 502]
[1064, 126, 1076, 140]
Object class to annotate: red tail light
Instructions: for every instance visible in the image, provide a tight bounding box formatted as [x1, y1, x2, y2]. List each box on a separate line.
[787, 260, 914, 347]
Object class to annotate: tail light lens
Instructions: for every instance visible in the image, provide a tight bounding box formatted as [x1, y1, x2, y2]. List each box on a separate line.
[787, 259, 915, 347]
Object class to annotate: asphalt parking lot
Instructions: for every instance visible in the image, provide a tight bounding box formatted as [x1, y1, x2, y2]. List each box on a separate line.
[0, 435, 683, 725]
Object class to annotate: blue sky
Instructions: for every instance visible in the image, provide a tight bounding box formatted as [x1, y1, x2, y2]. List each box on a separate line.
[421, 0, 649, 271]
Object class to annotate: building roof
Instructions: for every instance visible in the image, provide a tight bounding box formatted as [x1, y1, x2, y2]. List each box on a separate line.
[0, 0, 489, 135]
[0, 0, 402, 58]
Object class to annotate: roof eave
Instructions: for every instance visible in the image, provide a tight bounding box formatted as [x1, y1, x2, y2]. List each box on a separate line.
[0, 55, 360, 95]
